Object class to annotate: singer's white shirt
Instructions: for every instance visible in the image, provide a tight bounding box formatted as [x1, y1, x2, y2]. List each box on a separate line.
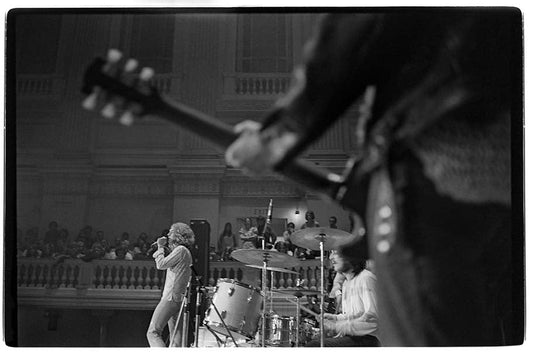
[153, 245, 192, 302]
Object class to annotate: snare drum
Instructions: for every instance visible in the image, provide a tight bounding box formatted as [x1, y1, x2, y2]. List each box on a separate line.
[204, 278, 262, 340]
[262, 314, 296, 347]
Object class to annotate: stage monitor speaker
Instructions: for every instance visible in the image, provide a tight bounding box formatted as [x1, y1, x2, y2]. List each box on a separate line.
[188, 219, 211, 346]
[189, 219, 210, 282]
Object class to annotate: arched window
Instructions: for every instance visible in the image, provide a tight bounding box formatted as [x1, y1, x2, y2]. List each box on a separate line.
[236, 14, 293, 73]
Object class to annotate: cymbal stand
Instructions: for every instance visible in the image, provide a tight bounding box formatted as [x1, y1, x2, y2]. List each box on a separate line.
[270, 271, 274, 312]
[261, 253, 268, 347]
[259, 198, 271, 348]
[315, 234, 326, 348]
[295, 293, 302, 347]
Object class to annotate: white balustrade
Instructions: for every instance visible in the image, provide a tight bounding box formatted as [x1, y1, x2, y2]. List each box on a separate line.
[223, 73, 292, 96]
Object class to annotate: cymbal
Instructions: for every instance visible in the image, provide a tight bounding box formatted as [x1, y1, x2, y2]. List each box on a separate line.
[290, 227, 354, 251]
[273, 288, 322, 297]
[231, 249, 301, 268]
[246, 264, 299, 275]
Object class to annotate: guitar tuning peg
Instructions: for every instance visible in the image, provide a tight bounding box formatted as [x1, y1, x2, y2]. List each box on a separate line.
[106, 49, 123, 63]
[119, 111, 135, 126]
[82, 91, 99, 110]
[139, 67, 155, 81]
[124, 58, 139, 72]
[101, 103, 117, 119]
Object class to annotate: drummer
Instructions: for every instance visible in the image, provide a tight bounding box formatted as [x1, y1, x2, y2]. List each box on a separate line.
[305, 246, 380, 347]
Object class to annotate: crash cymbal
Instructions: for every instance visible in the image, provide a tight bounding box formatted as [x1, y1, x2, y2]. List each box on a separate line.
[231, 249, 301, 268]
[246, 264, 299, 275]
[273, 288, 322, 297]
[290, 227, 354, 251]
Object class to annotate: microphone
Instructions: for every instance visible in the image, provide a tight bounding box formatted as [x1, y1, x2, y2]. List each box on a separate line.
[266, 198, 273, 224]
[150, 236, 168, 249]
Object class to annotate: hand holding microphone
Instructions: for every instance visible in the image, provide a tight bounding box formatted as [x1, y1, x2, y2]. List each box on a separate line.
[156, 236, 168, 247]
[150, 236, 168, 249]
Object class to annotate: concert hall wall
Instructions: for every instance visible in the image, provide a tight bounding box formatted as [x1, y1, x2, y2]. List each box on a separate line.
[13, 12, 360, 250]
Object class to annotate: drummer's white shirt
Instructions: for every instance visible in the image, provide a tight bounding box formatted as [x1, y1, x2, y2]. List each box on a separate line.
[333, 269, 379, 339]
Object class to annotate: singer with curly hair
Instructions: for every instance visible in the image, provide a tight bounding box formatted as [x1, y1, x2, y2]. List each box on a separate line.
[146, 222, 195, 347]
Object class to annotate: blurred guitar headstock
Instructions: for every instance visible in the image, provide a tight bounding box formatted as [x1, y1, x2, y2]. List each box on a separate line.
[81, 49, 160, 126]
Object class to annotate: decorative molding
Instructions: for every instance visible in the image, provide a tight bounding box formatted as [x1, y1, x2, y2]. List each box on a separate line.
[43, 174, 91, 195]
[221, 72, 292, 96]
[173, 177, 221, 195]
[16, 75, 67, 100]
[221, 177, 300, 198]
[89, 178, 173, 197]
[215, 98, 276, 112]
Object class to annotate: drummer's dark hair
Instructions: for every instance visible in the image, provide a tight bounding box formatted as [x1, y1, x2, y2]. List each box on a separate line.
[338, 243, 367, 275]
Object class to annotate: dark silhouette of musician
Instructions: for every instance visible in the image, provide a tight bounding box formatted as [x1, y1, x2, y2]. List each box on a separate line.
[226, 11, 521, 346]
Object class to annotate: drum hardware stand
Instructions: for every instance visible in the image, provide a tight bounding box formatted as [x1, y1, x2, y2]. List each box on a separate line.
[191, 265, 239, 347]
[315, 233, 326, 348]
[260, 253, 269, 347]
[270, 271, 275, 312]
[204, 323, 228, 347]
[259, 198, 273, 348]
[295, 293, 302, 347]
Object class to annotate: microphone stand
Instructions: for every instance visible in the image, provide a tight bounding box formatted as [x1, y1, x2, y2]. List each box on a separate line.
[181, 277, 192, 347]
[169, 275, 191, 347]
[192, 267, 202, 347]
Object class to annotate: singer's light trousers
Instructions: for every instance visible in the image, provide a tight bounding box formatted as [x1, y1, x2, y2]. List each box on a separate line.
[147, 299, 183, 347]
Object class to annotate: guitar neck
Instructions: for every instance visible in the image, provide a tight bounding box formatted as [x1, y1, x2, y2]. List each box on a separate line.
[153, 93, 344, 202]
[83, 61, 346, 207]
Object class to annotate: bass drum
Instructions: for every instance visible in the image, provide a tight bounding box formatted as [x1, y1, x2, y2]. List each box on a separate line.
[204, 278, 262, 340]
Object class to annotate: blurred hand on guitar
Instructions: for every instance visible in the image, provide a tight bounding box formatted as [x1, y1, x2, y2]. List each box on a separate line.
[225, 120, 298, 175]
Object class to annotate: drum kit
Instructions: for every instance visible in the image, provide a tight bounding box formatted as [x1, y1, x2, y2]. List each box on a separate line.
[200, 226, 354, 347]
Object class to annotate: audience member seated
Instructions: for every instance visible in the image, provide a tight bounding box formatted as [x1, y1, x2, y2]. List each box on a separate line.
[273, 236, 292, 254]
[76, 225, 95, 251]
[281, 222, 297, 255]
[296, 211, 321, 259]
[217, 222, 238, 261]
[134, 242, 151, 260]
[103, 245, 117, 260]
[256, 216, 276, 249]
[239, 217, 258, 249]
[328, 216, 338, 229]
[44, 221, 60, 249]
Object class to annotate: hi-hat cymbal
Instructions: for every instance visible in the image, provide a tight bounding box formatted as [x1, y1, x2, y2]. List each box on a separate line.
[273, 288, 322, 297]
[246, 264, 299, 275]
[231, 249, 301, 268]
[291, 227, 354, 251]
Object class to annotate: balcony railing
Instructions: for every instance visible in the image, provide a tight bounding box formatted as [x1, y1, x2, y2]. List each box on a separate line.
[16, 257, 325, 311]
[223, 73, 292, 96]
[16, 75, 66, 98]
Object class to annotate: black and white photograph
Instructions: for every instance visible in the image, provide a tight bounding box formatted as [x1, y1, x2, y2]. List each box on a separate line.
[3, 4, 525, 351]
